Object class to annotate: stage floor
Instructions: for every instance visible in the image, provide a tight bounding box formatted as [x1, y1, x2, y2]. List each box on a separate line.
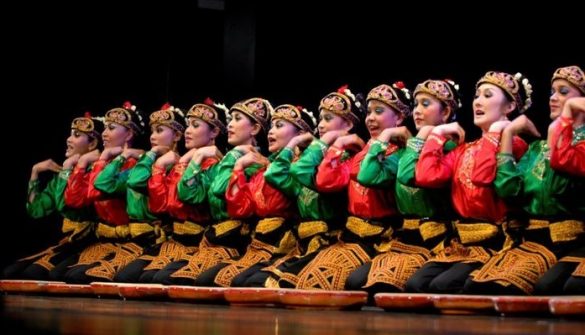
[2, 294, 583, 335]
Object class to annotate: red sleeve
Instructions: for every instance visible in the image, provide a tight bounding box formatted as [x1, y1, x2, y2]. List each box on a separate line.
[550, 116, 585, 176]
[415, 134, 457, 188]
[64, 166, 90, 208]
[470, 132, 500, 185]
[87, 159, 108, 201]
[225, 169, 255, 218]
[147, 165, 168, 214]
[315, 146, 351, 193]
[512, 136, 528, 161]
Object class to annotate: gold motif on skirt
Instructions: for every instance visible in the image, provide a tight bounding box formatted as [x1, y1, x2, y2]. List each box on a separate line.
[143, 240, 193, 271]
[77, 243, 118, 265]
[171, 238, 239, 279]
[470, 241, 557, 294]
[214, 239, 275, 287]
[85, 242, 143, 280]
[296, 242, 371, 290]
[365, 241, 431, 290]
[573, 260, 585, 278]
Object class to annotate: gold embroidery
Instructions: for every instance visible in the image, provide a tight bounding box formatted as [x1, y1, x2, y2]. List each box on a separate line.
[470, 242, 556, 294]
[433, 239, 494, 264]
[96, 223, 130, 239]
[129, 222, 167, 244]
[255, 217, 285, 234]
[296, 243, 371, 290]
[365, 241, 431, 290]
[85, 242, 143, 280]
[214, 239, 276, 287]
[77, 243, 117, 265]
[173, 221, 205, 236]
[346, 216, 384, 238]
[549, 220, 584, 243]
[457, 142, 479, 190]
[455, 222, 499, 245]
[213, 220, 242, 237]
[573, 260, 585, 277]
[142, 240, 193, 271]
[420, 221, 448, 241]
[298, 221, 328, 240]
[171, 237, 239, 279]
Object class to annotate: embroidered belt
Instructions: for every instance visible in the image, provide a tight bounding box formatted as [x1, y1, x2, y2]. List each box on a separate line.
[529, 219, 584, 243]
[213, 220, 242, 236]
[297, 220, 328, 240]
[173, 221, 205, 235]
[403, 218, 447, 241]
[96, 223, 130, 239]
[256, 217, 285, 234]
[455, 222, 499, 245]
[129, 222, 167, 244]
[346, 216, 385, 238]
[62, 218, 91, 234]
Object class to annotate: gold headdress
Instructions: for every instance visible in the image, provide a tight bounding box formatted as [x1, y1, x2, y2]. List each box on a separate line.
[271, 104, 316, 132]
[552, 65, 585, 95]
[104, 101, 146, 134]
[187, 97, 228, 133]
[230, 97, 273, 131]
[477, 71, 532, 113]
[367, 82, 412, 117]
[319, 85, 361, 124]
[149, 103, 185, 132]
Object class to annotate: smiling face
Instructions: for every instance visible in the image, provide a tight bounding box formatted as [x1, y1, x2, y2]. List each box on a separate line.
[412, 92, 449, 129]
[365, 100, 403, 137]
[317, 110, 352, 137]
[473, 83, 515, 132]
[550, 79, 583, 120]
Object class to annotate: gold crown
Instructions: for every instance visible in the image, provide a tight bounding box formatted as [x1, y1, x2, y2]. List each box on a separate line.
[230, 97, 272, 130]
[149, 105, 185, 132]
[271, 105, 315, 132]
[414, 80, 461, 111]
[552, 65, 585, 95]
[477, 71, 531, 112]
[187, 102, 227, 133]
[319, 92, 360, 124]
[367, 84, 412, 117]
[71, 115, 100, 139]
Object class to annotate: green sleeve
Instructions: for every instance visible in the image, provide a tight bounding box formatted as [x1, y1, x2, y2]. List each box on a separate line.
[209, 149, 245, 200]
[127, 151, 156, 193]
[94, 155, 130, 195]
[177, 159, 212, 205]
[289, 139, 327, 189]
[397, 137, 424, 186]
[494, 141, 538, 198]
[357, 140, 400, 187]
[264, 148, 300, 198]
[26, 173, 60, 218]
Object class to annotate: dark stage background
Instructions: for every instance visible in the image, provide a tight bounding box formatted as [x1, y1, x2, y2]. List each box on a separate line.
[2, 0, 582, 269]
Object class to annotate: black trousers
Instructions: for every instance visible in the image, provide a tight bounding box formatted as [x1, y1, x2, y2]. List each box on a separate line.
[404, 261, 481, 294]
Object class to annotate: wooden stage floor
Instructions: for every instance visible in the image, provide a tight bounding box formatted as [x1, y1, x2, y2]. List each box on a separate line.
[2, 294, 583, 335]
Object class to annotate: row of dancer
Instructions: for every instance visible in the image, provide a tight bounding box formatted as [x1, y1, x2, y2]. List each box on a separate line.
[4, 65, 584, 297]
